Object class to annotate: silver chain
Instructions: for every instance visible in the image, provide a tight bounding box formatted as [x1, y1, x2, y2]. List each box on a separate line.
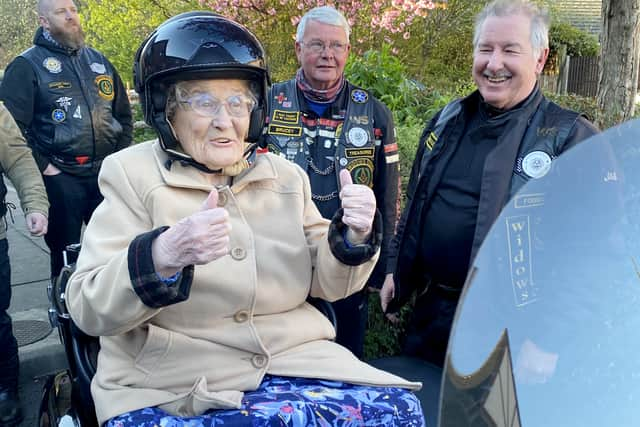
[312, 191, 338, 201]
[307, 156, 335, 176]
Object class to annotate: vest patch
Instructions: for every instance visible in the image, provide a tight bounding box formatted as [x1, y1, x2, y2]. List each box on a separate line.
[347, 127, 369, 147]
[272, 110, 299, 124]
[426, 131, 437, 151]
[351, 89, 368, 104]
[48, 81, 72, 89]
[90, 62, 106, 74]
[345, 148, 374, 158]
[43, 57, 62, 73]
[51, 109, 66, 123]
[346, 158, 374, 187]
[95, 75, 114, 101]
[268, 124, 302, 137]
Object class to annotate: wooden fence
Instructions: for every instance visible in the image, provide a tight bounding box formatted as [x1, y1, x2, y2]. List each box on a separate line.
[567, 56, 599, 97]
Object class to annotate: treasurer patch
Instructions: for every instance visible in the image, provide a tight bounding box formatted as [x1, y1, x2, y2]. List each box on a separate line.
[95, 75, 114, 101]
[345, 148, 374, 158]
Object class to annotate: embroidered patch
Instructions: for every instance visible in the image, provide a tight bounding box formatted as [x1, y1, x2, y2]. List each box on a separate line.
[90, 62, 106, 74]
[95, 75, 114, 101]
[273, 110, 299, 124]
[268, 124, 302, 137]
[346, 158, 374, 187]
[347, 127, 369, 147]
[52, 109, 66, 123]
[56, 96, 72, 111]
[48, 81, 72, 89]
[43, 57, 62, 74]
[345, 148, 374, 158]
[351, 89, 368, 104]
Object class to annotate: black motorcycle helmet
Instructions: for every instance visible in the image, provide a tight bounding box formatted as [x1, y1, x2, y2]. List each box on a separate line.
[133, 11, 270, 171]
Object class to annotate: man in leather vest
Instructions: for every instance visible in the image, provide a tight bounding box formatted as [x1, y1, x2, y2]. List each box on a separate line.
[0, 0, 132, 282]
[262, 6, 399, 359]
[0, 103, 49, 425]
[380, 0, 599, 367]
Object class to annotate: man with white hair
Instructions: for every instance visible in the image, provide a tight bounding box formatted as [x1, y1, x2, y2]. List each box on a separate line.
[263, 6, 399, 359]
[381, 0, 599, 366]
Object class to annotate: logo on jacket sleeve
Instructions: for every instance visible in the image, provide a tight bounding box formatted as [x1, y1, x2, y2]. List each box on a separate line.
[43, 57, 62, 73]
[95, 75, 114, 101]
[522, 151, 552, 179]
[351, 89, 368, 104]
[90, 62, 106, 74]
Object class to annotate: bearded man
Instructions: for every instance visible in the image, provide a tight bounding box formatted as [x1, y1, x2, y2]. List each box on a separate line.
[0, 0, 132, 285]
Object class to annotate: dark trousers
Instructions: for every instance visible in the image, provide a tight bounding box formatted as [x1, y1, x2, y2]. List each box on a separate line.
[332, 289, 368, 359]
[403, 286, 460, 367]
[43, 173, 102, 278]
[0, 238, 18, 391]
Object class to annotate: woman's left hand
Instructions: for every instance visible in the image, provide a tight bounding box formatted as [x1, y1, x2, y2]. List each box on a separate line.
[339, 169, 376, 244]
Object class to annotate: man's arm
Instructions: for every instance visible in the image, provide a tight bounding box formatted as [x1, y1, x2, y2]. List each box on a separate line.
[561, 116, 600, 154]
[0, 103, 49, 234]
[0, 57, 50, 172]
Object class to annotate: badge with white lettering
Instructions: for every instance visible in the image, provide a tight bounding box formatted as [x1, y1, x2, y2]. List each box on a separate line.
[43, 57, 62, 74]
[273, 110, 299, 124]
[90, 62, 106, 74]
[522, 151, 552, 179]
[95, 75, 114, 101]
[351, 89, 368, 104]
[268, 124, 302, 137]
[348, 127, 369, 147]
[56, 96, 72, 112]
[52, 109, 66, 123]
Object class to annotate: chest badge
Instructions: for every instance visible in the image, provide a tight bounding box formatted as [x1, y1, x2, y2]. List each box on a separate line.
[522, 151, 552, 179]
[43, 57, 62, 74]
[348, 127, 369, 147]
[351, 89, 368, 104]
[51, 109, 66, 123]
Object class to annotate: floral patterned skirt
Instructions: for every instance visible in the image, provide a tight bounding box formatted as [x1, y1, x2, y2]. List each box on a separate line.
[106, 375, 425, 426]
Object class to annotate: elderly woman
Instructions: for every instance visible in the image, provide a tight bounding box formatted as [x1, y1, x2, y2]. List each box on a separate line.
[66, 12, 424, 427]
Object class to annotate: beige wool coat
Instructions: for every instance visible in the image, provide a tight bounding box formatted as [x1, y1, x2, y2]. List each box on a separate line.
[66, 141, 420, 424]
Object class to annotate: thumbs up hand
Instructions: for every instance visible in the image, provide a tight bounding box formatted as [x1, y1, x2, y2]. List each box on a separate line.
[339, 169, 376, 244]
[152, 188, 231, 278]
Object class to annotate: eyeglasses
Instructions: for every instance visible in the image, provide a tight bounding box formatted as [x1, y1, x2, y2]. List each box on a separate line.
[179, 93, 256, 118]
[301, 40, 349, 54]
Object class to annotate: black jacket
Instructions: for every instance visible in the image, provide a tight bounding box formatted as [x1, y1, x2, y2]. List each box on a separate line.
[0, 28, 132, 176]
[387, 88, 599, 311]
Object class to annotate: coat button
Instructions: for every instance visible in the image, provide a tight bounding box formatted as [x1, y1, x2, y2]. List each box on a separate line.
[231, 247, 246, 260]
[233, 310, 249, 323]
[251, 354, 267, 368]
[217, 192, 228, 207]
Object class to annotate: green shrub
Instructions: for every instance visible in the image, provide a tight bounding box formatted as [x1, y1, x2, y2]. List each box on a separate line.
[364, 292, 412, 360]
[550, 21, 600, 57]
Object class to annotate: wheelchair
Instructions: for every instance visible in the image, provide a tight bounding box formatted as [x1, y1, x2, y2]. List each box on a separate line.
[38, 245, 341, 427]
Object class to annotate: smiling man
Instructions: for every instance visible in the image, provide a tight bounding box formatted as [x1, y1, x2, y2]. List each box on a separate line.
[262, 6, 399, 360]
[380, 0, 598, 367]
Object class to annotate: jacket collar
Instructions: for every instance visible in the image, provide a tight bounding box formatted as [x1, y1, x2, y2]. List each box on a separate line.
[152, 141, 278, 193]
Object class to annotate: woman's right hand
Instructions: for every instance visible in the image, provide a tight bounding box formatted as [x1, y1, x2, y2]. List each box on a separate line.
[152, 189, 231, 278]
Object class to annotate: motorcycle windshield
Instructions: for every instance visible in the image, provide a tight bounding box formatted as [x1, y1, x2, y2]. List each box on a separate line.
[441, 118, 640, 426]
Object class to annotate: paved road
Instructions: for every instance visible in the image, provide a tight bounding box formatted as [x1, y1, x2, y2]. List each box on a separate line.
[5, 181, 68, 426]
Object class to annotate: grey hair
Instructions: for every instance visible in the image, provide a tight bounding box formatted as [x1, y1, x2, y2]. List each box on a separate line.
[165, 80, 260, 122]
[295, 6, 350, 42]
[473, 0, 550, 58]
